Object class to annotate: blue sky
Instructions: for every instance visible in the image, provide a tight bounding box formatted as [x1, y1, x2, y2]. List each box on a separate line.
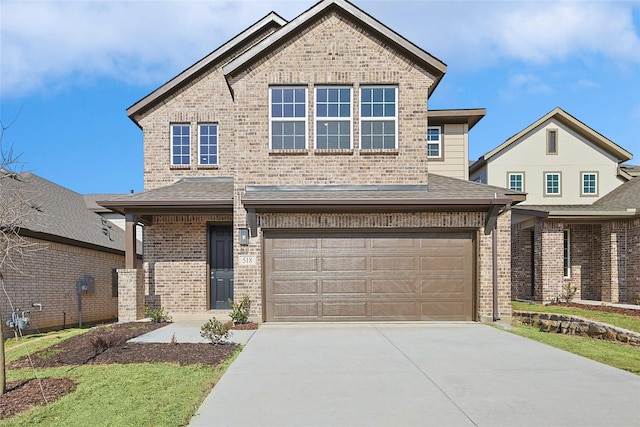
[1, 0, 639, 194]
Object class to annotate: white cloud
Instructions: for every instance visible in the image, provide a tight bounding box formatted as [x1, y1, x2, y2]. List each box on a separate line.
[1, 0, 639, 98]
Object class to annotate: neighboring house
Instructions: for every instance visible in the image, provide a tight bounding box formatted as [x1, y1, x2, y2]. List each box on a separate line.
[84, 193, 144, 243]
[470, 108, 638, 304]
[101, 0, 524, 323]
[1, 172, 127, 337]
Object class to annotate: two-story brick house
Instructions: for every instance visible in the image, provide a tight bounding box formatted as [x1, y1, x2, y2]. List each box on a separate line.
[470, 107, 639, 304]
[102, 0, 524, 323]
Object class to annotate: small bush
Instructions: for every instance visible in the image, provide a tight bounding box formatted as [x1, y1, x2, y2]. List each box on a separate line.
[144, 306, 173, 323]
[558, 283, 578, 303]
[200, 317, 231, 345]
[89, 331, 124, 354]
[229, 295, 251, 325]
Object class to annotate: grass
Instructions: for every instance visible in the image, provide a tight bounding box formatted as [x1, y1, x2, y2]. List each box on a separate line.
[4, 328, 88, 363]
[512, 301, 640, 333]
[2, 329, 241, 426]
[508, 323, 640, 375]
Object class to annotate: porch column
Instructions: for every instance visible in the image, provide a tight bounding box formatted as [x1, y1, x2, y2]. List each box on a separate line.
[125, 214, 137, 269]
[117, 268, 145, 322]
[534, 220, 564, 303]
[601, 223, 620, 302]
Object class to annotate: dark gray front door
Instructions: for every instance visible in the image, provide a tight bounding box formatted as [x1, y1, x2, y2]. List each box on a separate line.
[210, 226, 233, 309]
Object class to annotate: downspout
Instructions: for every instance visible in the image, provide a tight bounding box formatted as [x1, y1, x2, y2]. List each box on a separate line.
[492, 225, 499, 322]
[484, 198, 502, 322]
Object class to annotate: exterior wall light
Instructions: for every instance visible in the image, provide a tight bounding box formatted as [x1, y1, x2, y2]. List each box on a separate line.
[239, 228, 250, 246]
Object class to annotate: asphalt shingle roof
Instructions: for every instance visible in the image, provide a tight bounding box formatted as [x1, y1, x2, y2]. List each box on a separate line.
[102, 178, 234, 206]
[595, 177, 640, 210]
[1, 172, 126, 252]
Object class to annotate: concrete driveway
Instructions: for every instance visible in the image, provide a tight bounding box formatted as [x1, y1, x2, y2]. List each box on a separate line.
[189, 323, 640, 427]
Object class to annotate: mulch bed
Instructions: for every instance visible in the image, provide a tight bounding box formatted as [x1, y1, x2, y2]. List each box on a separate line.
[2, 320, 253, 420]
[550, 302, 640, 318]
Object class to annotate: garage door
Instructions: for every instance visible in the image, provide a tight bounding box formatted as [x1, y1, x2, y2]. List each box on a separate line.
[264, 231, 474, 322]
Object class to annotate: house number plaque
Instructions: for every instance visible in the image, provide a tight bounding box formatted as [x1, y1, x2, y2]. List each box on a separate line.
[239, 255, 257, 266]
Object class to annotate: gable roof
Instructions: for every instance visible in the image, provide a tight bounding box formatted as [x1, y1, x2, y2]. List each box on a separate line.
[84, 193, 128, 213]
[127, 12, 287, 124]
[470, 107, 633, 174]
[1, 172, 126, 254]
[223, 0, 447, 96]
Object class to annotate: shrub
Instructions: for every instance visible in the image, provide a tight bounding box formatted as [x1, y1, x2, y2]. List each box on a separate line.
[559, 283, 578, 303]
[144, 306, 173, 323]
[229, 295, 251, 325]
[89, 331, 124, 354]
[200, 317, 231, 345]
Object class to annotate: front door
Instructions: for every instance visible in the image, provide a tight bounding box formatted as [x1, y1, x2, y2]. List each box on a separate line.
[210, 226, 233, 309]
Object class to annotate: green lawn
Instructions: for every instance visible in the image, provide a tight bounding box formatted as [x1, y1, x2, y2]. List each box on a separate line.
[507, 323, 640, 375]
[509, 301, 640, 375]
[512, 301, 640, 333]
[2, 328, 240, 426]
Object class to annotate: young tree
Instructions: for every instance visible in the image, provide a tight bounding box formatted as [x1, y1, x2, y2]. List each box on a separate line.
[0, 116, 39, 394]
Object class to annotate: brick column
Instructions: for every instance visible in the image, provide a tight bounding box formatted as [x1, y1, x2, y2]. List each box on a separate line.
[601, 223, 619, 302]
[534, 220, 564, 303]
[117, 268, 145, 322]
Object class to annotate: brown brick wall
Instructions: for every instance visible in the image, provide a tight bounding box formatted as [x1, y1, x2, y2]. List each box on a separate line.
[628, 218, 640, 303]
[136, 25, 281, 190]
[1, 236, 122, 336]
[143, 214, 232, 313]
[511, 226, 533, 300]
[134, 11, 513, 321]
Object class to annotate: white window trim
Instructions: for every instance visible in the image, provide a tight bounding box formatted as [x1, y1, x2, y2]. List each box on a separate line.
[314, 86, 353, 150]
[507, 172, 525, 192]
[269, 86, 308, 150]
[581, 172, 598, 196]
[427, 125, 442, 158]
[170, 123, 191, 166]
[544, 172, 562, 196]
[359, 86, 398, 150]
[563, 229, 571, 279]
[198, 123, 218, 166]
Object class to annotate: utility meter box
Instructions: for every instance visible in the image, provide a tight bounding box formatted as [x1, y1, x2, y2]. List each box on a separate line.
[77, 275, 95, 295]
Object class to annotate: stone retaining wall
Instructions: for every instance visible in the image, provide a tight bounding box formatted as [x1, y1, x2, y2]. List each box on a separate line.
[513, 311, 640, 346]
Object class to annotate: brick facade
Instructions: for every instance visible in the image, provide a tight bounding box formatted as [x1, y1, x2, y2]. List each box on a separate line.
[512, 218, 640, 304]
[127, 7, 514, 322]
[1, 236, 122, 337]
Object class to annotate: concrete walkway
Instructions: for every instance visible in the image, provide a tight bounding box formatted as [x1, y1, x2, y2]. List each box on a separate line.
[128, 313, 256, 345]
[189, 323, 640, 427]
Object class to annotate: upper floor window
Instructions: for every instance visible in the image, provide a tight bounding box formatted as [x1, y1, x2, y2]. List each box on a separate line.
[315, 87, 352, 149]
[199, 124, 218, 165]
[544, 172, 561, 196]
[270, 87, 307, 150]
[581, 172, 598, 196]
[547, 129, 558, 154]
[427, 126, 442, 158]
[171, 124, 190, 165]
[508, 172, 524, 192]
[360, 86, 397, 149]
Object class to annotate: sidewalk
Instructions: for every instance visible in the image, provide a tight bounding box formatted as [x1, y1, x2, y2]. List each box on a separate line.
[129, 312, 257, 345]
[573, 299, 640, 311]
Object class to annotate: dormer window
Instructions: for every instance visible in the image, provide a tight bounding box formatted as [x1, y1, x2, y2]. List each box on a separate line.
[270, 87, 307, 150]
[547, 129, 558, 154]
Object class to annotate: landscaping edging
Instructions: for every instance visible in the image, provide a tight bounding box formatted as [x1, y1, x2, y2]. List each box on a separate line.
[513, 311, 640, 346]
